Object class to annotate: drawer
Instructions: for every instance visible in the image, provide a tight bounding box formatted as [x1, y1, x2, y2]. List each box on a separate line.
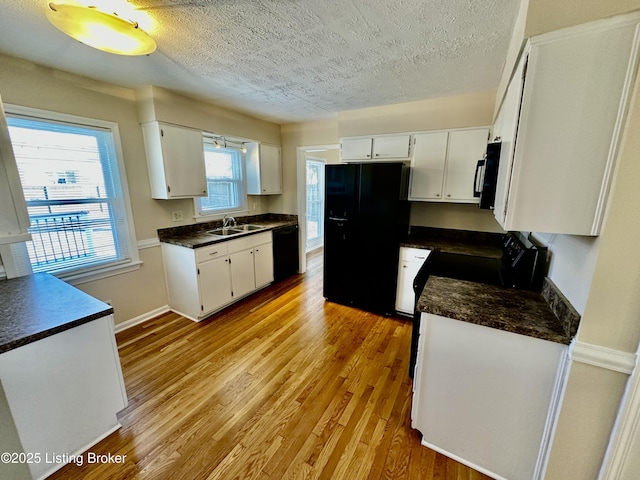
[227, 231, 272, 254]
[400, 247, 430, 263]
[195, 242, 228, 263]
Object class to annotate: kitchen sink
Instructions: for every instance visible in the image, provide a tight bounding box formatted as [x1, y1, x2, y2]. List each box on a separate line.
[205, 227, 241, 236]
[205, 224, 265, 237]
[230, 224, 265, 232]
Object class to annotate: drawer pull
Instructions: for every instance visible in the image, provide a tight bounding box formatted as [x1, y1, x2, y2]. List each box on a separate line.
[209, 251, 218, 256]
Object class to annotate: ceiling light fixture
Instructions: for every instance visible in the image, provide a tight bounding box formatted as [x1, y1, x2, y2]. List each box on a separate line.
[46, 2, 156, 56]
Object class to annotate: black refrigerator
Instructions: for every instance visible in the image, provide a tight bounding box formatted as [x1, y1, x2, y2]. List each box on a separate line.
[323, 162, 409, 315]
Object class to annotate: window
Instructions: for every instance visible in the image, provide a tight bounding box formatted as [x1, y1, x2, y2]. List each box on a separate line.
[6, 106, 138, 279]
[197, 139, 246, 216]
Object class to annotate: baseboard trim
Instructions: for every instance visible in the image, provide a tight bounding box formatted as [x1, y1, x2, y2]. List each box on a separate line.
[36, 422, 122, 480]
[572, 342, 637, 375]
[114, 305, 170, 334]
[420, 439, 507, 480]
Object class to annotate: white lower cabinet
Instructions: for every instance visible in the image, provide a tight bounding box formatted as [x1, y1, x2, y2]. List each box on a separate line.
[198, 256, 233, 314]
[230, 249, 256, 300]
[162, 231, 273, 321]
[412, 313, 568, 480]
[395, 247, 430, 314]
[254, 242, 274, 288]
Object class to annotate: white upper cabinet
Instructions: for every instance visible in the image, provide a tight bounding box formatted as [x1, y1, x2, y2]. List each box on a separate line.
[0, 98, 31, 244]
[409, 127, 489, 203]
[142, 121, 208, 199]
[340, 134, 411, 161]
[246, 143, 282, 195]
[495, 15, 640, 235]
[408, 132, 448, 200]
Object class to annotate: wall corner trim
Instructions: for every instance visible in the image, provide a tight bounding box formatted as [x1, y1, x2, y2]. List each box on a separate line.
[572, 341, 637, 375]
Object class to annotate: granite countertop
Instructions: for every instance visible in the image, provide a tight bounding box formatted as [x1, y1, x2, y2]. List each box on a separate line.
[0, 273, 114, 354]
[401, 226, 504, 258]
[417, 276, 578, 345]
[158, 213, 298, 249]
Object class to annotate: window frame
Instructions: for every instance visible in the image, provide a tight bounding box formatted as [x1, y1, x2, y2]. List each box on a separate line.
[194, 136, 248, 218]
[3, 104, 141, 284]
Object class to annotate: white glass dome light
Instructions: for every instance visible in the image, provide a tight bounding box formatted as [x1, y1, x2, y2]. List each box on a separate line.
[46, 2, 156, 56]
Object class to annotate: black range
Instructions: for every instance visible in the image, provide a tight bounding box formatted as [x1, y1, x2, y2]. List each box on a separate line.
[408, 231, 548, 377]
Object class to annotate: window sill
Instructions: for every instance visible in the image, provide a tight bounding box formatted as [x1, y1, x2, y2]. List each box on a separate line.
[54, 260, 144, 286]
[193, 208, 250, 222]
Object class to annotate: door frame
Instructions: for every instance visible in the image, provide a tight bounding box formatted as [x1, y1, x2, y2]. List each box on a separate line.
[305, 156, 326, 253]
[296, 144, 339, 274]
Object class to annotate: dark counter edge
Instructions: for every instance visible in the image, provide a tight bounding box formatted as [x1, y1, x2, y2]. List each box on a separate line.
[417, 277, 580, 345]
[401, 226, 504, 258]
[0, 308, 114, 354]
[0, 273, 114, 354]
[158, 213, 298, 249]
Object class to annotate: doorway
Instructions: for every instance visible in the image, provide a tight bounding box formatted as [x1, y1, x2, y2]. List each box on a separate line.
[306, 157, 325, 252]
[296, 144, 339, 274]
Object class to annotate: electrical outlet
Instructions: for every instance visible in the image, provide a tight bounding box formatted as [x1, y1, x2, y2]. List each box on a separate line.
[172, 210, 184, 222]
[253, 202, 257, 211]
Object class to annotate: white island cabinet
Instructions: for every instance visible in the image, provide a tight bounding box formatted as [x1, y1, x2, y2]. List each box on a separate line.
[162, 231, 274, 322]
[412, 313, 568, 480]
[0, 274, 127, 480]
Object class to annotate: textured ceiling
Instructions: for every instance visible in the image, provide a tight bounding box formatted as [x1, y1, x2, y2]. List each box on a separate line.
[0, 0, 521, 123]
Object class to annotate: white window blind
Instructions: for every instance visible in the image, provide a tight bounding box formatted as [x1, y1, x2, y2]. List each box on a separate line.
[7, 114, 132, 275]
[197, 140, 246, 215]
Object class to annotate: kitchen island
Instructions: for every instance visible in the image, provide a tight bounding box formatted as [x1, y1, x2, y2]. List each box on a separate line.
[412, 275, 579, 480]
[0, 273, 127, 480]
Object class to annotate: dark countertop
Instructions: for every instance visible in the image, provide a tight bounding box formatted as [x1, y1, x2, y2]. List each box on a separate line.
[417, 276, 574, 345]
[158, 213, 298, 249]
[0, 273, 114, 354]
[401, 226, 504, 258]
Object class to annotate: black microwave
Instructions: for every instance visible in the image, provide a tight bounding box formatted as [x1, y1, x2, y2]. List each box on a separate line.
[473, 142, 501, 209]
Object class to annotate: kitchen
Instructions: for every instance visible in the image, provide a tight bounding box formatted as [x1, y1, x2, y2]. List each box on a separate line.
[1, 0, 640, 479]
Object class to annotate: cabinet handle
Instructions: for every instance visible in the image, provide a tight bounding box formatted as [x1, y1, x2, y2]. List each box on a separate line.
[436, 193, 440, 197]
[447, 194, 451, 198]
[209, 251, 218, 256]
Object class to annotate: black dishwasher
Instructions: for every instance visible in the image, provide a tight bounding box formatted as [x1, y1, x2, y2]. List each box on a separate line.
[273, 224, 300, 281]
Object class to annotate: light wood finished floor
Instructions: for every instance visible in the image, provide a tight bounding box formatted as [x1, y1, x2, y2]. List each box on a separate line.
[50, 249, 491, 480]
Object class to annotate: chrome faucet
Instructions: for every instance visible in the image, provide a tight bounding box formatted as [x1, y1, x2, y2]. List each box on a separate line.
[222, 214, 236, 228]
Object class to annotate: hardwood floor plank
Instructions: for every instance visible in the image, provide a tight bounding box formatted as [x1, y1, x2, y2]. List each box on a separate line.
[48, 248, 492, 480]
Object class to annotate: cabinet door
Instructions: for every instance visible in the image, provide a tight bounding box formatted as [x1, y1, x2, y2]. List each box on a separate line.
[160, 124, 207, 198]
[444, 128, 489, 202]
[372, 134, 411, 159]
[409, 132, 448, 200]
[230, 249, 255, 299]
[500, 20, 639, 234]
[0, 98, 31, 244]
[340, 138, 372, 161]
[259, 145, 282, 194]
[494, 54, 527, 227]
[198, 256, 232, 314]
[395, 260, 422, 314]
[254, 242, 274, 288]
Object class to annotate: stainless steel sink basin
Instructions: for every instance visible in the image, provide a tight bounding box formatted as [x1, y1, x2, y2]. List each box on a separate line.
[230, 224, 265, 232]
[205, 224, 265, 237]
[205, 227, 241, 236]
